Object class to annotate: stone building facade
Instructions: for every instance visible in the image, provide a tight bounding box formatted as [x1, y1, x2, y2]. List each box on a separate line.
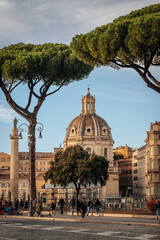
[132, 145, 147, 200]
[145, 121, 160, 199]
[63, 88, 119, 200]
[0, 151, 53, 203]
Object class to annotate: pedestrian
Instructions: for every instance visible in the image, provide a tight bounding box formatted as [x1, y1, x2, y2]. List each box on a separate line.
[80, 198, 87, 219]
[70, 197, 75, 215]
[14, 199, 20, 215]
[35, 201, 42, 216]
[76, 197, 81, 216]
[155, 197, 160, 223]
[95, 198, 101, 216]
[19, 199, 24, 214]
[86, 199, 93, 216]
[58, 197, 66, 214]
[24, 200, 28, 210]
[1, 198, 5, 207]
[33, 199, 37, 214]
[51, 200, 56, 215]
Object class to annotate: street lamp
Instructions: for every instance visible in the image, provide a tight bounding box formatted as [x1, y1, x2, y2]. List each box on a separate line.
[18, 122, 44, 216]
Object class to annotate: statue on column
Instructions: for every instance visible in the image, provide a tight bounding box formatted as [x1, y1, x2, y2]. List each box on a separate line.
[13, 117, 18, 127]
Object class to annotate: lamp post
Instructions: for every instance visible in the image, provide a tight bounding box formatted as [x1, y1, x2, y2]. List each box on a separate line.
[18, 122, 44, 216]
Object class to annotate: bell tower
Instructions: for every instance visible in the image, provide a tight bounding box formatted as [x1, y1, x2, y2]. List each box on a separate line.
[81, 88, 96, 115]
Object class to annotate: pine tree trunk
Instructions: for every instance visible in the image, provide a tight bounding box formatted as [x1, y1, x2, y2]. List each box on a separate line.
[29, 120, 37, 201]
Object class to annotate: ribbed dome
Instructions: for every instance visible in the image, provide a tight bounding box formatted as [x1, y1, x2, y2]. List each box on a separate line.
[64, 113, 112, 140]
[64, 89, 113, 143]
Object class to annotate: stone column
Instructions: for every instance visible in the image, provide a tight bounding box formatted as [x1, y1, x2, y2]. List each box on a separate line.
[10, 118, 19, 202]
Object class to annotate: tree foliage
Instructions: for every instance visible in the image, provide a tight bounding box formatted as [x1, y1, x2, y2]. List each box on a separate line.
[70, 4, 160, 93]
[0, 43, 93, 200]
[44, 145, 109, 194]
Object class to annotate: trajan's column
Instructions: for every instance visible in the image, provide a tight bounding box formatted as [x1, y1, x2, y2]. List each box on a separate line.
[10, 117, 19, 202]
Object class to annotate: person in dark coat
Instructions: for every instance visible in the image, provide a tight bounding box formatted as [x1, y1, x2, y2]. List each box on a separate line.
[86, 199, 94, 216]
[19, 199, 24, 213]
[76, 197, 81, 216]
[95, 199, 101, 216]
[80, 198, 87, 218]
[51, 200, 56, 215]
[58, 197, 66, 214]
[155, 197, 160, 223]
[70, 197, 75, 215]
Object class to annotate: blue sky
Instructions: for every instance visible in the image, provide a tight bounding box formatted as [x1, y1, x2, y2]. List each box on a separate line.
[0, 0, 160, 154]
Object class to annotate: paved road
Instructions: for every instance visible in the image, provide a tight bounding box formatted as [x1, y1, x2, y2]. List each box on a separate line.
[0, 216, 160, 240]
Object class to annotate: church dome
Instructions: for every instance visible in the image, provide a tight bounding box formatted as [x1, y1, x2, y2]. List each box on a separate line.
[64, 88, 113, 144]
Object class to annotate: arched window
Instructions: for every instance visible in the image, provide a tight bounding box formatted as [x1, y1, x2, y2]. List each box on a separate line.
[104, 148, 107, 158]
[86, 148, 91, 154]
[87, 102, 90, 111]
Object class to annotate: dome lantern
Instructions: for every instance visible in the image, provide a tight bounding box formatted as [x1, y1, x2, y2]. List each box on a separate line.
[81, 88, 96, 115]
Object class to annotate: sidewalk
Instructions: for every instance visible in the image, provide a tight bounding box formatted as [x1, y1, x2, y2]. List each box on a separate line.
[1, 210, 160, 228]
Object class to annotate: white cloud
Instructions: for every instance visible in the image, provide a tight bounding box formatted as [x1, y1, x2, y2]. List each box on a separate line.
[0, 104, 15, 122]
[0, 0, 159, 47]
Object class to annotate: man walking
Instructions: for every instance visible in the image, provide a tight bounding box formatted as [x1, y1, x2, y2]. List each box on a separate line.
[70, 197, 75, 215]
[86, 199, 93, 216]
[58, 197, 66, 214]
[80, 198, 87, 219]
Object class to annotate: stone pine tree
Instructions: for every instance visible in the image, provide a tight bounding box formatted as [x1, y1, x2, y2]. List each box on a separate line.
[0, 43, 93, 201]
[70, 4, 160, 94]
[44, 145, 109, 206]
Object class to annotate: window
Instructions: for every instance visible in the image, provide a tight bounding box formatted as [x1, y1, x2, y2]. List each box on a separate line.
[7, 158, 10, 162]
[104, 148, 107, 158]
[86, 148, 91, 154]
[87, 128, 91, 132]
[158, 135, 160, 140]
[133, 170, 137, 174]
[87, 102, 90, 111]
[150, 146, 154, 156]
[134, 177, 138, 181]
[1, 183, 6, 188]
[91, 102, 93, 110]
[1, 158, 5, 162]
[150, 174, 153, 181]
[133, 163, 137, 167]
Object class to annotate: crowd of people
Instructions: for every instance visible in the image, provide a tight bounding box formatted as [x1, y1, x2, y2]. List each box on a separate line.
[0, 196, 101, 218]
[1, 196, 160, 222]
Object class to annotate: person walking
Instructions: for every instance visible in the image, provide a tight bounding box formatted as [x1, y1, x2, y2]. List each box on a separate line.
[80, 198, 87, 219]
[58, 197, 66, 214]
[35, 201, 42, 216]
[19, 199, 24, 214]
[33, 199, 37, 214]
[86, 199, 93, 216]
[15, 199, 20, 215]
[155, 197, 160, 223]
[76, 197, 81, 216]
[95, 198, 101, 216]
[51, 200, 56, 215]
[70, 197, 76, 215]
